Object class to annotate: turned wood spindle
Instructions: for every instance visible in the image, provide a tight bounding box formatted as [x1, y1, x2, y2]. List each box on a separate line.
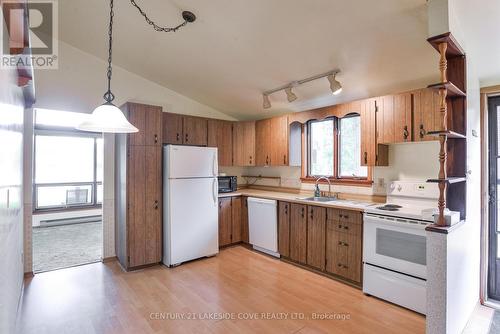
[438, 42, 448, 83]
[437, 182, 446, 226]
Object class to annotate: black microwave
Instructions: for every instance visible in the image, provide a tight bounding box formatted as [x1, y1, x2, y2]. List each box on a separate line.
[218, 176, 237, 193]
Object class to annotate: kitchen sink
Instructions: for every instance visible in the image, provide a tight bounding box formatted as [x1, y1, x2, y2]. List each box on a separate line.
[299, 196, 339, 202]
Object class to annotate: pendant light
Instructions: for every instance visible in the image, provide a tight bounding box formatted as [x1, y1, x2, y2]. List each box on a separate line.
[77, 0, 138, 133]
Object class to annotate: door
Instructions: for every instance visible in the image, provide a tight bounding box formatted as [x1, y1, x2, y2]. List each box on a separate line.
[278, 201, 290, 257]
[165, 177, 218, 265]
[413, 89, 440, 142]
[289, 203, 307, 264]
[393, 92, 412, 143]
[241, 196, 249, 243]
[218, 197, 232, 247]
[165, 145, 218, 179]
[363, 214, 427, 279]
[376, 95, 395, 144]
[231, 197, 242, 243]
[183, 116, 208, 146]
[307, 206, 326, 270]
[233, 121, 255, 166]
[488, 96, 500, 300]
[144, 146, 162, 264]
[270, 115, 289, 166]
[145, 105, 162, 146]
[162, 112, 183, 144]
[255, 119, 271, 166]
[208, 120, 233, 166]
[127, 146, 146, 267]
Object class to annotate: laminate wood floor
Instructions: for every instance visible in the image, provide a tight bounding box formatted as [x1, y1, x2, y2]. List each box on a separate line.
[16, 246, 425, 334]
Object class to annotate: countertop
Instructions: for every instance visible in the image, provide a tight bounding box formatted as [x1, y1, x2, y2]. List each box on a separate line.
[218, 188, 377, 212]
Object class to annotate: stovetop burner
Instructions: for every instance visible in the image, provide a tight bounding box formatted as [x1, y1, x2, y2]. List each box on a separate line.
[376, 206, 400, 211]
[384, 204, 402, 209]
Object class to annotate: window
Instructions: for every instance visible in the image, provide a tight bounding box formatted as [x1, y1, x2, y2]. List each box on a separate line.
[307, 114, 368, 181]
[33, 109, 103, 210]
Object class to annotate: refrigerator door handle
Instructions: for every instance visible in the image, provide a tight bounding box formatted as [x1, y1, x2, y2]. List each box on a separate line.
[212, 152, 217, 177]
[212, 178, 218, 205]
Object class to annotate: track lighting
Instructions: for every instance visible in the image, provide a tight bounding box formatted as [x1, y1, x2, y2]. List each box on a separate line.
[262, 69, 341, 109]
[263, 94, 271, 109]
[327, 73, 342, 95]
[285, 87, 297, 102]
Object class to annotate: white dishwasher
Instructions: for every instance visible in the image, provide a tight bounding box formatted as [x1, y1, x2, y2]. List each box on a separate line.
[247, 197, 279, 257]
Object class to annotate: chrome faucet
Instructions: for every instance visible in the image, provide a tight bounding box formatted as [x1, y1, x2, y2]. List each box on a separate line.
[314, 176, 332, 198]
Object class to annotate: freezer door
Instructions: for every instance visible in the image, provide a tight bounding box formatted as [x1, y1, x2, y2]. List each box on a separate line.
[165, 145, 218, 179]
[163, 177, 219, 266]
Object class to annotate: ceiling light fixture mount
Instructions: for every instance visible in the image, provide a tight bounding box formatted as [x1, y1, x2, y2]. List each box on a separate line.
[262, 69, 342, 109]
[78, 0, 197, 133]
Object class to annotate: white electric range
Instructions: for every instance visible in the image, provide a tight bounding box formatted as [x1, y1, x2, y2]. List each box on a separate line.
[363, 180, 439, 315]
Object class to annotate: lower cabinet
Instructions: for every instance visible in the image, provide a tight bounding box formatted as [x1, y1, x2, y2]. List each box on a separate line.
[241, 196, 249, 243]
[218, 196, 245, 247]
[277, 201, 363, 284]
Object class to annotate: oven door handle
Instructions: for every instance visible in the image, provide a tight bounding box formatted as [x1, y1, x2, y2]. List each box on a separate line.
[363, 214, 428, 231]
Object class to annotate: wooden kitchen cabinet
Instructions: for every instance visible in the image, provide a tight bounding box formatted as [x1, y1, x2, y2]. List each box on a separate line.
[278, 201, 291, 257]
[306, 206, 326, 271]
[122, 102, 162, 146]
[270, 115, 289, 166]
[218, 197, 232, 247]
[116, 103, 163, 270]
[255, 118, 272, 166]
[360, 98, 389, 166]
[218, 196, 245, 247]
[256, 115, 289, 166]
[289, 203, 307, 264]
[412, 88, 440, 142]
[162, 112, 183, 144]
[325, 208, 362, 283]
[393, 92, 412, 143]
[241, 196, 249, 243]
[231, 196, 242, 243]
[233, 121, 255, 166]
[208, 119, 233, 166]
[183, 116, 208, 146]
[376, 95, 395, 144]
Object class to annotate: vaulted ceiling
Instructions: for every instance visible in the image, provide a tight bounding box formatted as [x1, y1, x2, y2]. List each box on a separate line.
[59, 0, 442, 120]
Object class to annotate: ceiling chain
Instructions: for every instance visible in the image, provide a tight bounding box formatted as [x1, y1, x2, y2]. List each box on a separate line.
[129, 0, 189, 32]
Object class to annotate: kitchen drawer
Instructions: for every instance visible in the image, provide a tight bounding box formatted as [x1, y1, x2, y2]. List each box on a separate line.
[330, 219, 361, 236]
[327, 208, 361, 224]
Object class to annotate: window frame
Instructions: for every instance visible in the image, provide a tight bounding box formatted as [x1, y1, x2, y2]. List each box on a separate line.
[301, 114, 373, 187]
[33, 126, 103, 212]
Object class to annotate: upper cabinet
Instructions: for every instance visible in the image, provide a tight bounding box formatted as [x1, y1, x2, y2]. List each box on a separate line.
[412, 88, 440, 142]
[208, 119, 233, 166]
[233, 121, 255, 166]
[375, 93, 412, 144]
[256, 115, 288, 166]
[123, 103, 162, 146]
[183, 116, 208, 146]
[360, 98, 389, 166]
[162, 113, 208, 146]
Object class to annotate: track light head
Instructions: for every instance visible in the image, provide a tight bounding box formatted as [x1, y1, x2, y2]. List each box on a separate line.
[263, 94, 271, 109]
[285, 87, 297, 102]
[327, 73, 342, 95]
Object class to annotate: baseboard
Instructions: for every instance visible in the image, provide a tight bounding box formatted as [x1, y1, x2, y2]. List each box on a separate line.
[102, 256, 117, 263]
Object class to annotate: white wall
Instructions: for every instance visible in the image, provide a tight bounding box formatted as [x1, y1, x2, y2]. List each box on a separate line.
[0, 44, 25, 334]
[30, 41, 236, 260]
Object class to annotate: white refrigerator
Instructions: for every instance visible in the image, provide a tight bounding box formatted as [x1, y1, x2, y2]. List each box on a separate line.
[163, 145, 219, 266]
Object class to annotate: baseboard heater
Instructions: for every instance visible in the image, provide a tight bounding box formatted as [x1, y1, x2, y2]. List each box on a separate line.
[39, 215, 102, 227]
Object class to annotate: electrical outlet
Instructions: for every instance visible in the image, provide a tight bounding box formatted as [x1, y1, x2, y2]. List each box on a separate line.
[378, 178, 385, 187]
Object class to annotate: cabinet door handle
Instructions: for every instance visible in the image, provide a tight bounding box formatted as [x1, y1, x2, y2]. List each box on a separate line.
[154, 200, 159, 210]
[266, 155, 269, 165]
[343, 265, 348, 269]
[344, 226, 349, 230]
[403, 126, 409, 140]
[283, 154, 286, 164]
[176, 133, 180, 142]
[249, 155, 252, 164]
[364, 151, 368, 164]
[154, 134, 158, 143]
[344, 215, 349, 219]
[310, 208, 313, 219]
[338, 224, 342, 229]
[338, 263, 342, 267]
[185, 133, 189, 142]
[301, 207, 305, 218]
[419, 124, 426, 139]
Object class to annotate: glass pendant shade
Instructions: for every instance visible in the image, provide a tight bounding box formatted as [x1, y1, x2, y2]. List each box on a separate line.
[77, 103, 138, 133]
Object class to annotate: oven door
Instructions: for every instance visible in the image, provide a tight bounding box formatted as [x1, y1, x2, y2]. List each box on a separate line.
[363, 213, 427, 279]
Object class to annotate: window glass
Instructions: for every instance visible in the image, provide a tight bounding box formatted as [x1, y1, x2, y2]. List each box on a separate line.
[339, 116, 367, 178]
[96, 138, 103, 182]
[36, 185, 92, 208]
[309, 119, 334, 176]
[35, 135, 95, 183]
[35, 108, 88, 128]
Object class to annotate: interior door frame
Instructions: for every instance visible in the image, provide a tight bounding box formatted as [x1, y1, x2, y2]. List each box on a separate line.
[480, 86, 500, 306]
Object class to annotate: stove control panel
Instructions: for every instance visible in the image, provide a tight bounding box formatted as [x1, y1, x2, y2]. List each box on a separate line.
[387, 181, 439, 199]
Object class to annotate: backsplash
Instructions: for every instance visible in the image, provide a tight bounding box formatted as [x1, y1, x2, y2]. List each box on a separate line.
[220, 141, 439, 196]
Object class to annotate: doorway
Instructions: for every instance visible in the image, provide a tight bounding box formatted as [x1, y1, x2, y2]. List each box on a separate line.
[488, 96, 500, 301]
[31, 109, 104, 273]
